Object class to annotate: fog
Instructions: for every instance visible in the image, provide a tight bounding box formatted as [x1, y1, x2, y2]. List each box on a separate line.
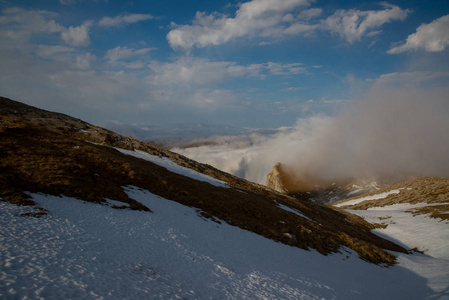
[173, 87, 449, 185]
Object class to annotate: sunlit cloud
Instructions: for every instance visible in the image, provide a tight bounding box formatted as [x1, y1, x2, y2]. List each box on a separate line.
[323, 3, 410, 43]
[388, 14, 449, 54]
[167, 0, 314, 49]
[167, 1, 410, 49]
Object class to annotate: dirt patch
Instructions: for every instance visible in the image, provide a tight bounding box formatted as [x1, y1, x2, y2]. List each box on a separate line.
[406, 204, 449, 222]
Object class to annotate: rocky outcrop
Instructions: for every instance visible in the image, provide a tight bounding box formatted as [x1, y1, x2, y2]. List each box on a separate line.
[266, 162, 317, 194]
[266, 163, 288, 193]
[265, 161, 390, 203]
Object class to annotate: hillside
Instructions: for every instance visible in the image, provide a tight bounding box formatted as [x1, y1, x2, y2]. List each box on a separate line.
[1, 97, 448, 298]
[333, 176, 449, 216]
[0, 96, 408, 264]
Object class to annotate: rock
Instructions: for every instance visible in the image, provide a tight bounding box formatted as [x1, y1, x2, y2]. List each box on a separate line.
[265, 162, 315, 193]
[266, 163, 288, 193]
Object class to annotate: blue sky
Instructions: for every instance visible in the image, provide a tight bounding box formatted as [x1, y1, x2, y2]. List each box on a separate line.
[1, 0, 448, 128]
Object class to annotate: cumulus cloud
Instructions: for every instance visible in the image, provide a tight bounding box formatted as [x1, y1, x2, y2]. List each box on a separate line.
[75, 52, 95, 69]
[104, 46, 155, 69]
[61, 22, 91, 47]
[388, 14, 449, 54]
[99, 14, 154, 27]
[147, 57, 306, 86]
[0, 7, 64, 49]
[167, 1, 410, 49]
[167, 0, 314, 49]
[323, 3, 410, 43]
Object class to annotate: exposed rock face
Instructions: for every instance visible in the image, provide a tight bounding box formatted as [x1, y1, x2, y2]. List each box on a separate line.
[266, 161, 392, 203]
[266, 163, 288, 193]
[266, 162, 316, 194]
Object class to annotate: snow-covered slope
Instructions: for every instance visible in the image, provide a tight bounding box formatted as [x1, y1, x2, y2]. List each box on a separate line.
[0, 190, 438, 300]
[332, 178, 449, 299]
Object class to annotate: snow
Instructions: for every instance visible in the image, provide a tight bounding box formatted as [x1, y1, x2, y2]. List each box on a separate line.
[277, 203, 315, 223]
[1, 189, 445, 299]
[105, 198, 130, 208]
[346, 203, 449, 296]
[334, 188, 403, 207]
[115, 148, 229, 188]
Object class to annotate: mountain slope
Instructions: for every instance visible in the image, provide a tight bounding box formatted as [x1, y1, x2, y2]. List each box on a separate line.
[2, 97, 449, 298]
[0, 96, 407, 265]
[1, 191, 434, 299]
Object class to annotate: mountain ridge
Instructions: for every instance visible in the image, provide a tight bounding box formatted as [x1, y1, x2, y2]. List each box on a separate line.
[1, 96, 408, 264]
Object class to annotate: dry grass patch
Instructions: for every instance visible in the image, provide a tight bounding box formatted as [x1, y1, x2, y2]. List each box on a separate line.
[333, 177, 449, 223]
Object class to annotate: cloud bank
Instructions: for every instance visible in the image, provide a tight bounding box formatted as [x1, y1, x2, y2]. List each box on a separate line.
[175, 76, 449, 184]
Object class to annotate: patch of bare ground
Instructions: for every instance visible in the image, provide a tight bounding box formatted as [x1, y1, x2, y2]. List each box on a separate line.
[332, 177, 449, 221]
[0, 96, 408, 265]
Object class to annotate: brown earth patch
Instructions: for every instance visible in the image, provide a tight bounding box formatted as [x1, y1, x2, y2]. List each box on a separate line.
[333, 177, 449, 208]
[332, 177, 449, 222]
[406, 204, 449, 222]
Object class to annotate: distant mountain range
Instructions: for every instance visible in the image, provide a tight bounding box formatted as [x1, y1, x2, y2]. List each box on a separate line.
[100, 120, 289, 148]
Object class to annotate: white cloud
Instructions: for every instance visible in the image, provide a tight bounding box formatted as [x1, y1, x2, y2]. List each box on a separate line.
[372, 71, 449, 88]
[99, 14, 154, 27]
[147, 57, 307, 86]
[388, 14, 449, 54]
[167, 0, 313, 49]
[282, 87, 303, 91]
[36, 45, 74, 57]
[266, 62, 305, 75]
[297, 8, 322, 20]
[105, 46, 154, 63]
[148, 58, 254, 86]
[0, 7, 63, 33]
[61, 22, 91, 47]
[323, 3, 410, 43]
[193, 89, 239, 108]
[36, 45, 95, 70]
[0, 7, 64, 50]
[167, 1, 411, 50]
[104, 46, 155, 69]
[75, 52, 95, 69]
